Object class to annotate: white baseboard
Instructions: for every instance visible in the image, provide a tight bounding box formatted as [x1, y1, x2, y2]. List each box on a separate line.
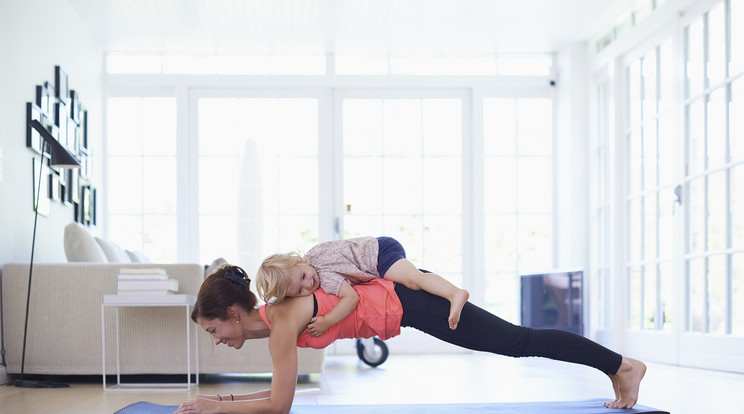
[0, 365, 8, 385]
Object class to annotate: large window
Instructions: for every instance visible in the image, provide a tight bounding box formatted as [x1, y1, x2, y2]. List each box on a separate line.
[107, 97, 177, 262]
[588, 0, 744, 372]
[197, 97, 320, 269]
[593, 79, 612, 330]
[341, 97, 463, 286]
[625, 38, 675, 332]
[105, 59, 554, 317]
[483, 98, 553, 322]
[684, 1, 744, 336]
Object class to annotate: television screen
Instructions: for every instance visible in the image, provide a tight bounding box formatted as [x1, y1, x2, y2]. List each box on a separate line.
[520, 270, 583, 335]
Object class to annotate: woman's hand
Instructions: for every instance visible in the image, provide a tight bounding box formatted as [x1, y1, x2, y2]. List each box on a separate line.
[307, 315, 331, 336]
[173, 397, 218, 414]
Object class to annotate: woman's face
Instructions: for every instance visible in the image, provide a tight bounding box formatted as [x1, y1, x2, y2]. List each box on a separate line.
[197, 314, 245, 349]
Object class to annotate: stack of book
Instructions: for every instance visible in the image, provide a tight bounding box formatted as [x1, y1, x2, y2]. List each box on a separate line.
[117, 268, 179, 295]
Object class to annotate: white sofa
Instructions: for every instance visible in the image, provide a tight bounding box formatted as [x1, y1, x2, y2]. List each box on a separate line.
[1, 223, 325, 376]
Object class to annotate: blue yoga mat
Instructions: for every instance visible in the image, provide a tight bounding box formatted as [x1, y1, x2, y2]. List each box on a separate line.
[116, 399, 669, 414]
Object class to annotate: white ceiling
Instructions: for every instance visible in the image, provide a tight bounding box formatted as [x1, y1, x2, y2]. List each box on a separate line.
[69, 0, 635, 56]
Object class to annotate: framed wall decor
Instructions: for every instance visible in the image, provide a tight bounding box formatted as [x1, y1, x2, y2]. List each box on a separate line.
[76, 127, 83, 157]
[35, 82, 54, 119]
[33, 158, 51, 217]
[68, 168, 80, 204]
[59, 164, 70, 205]
[48, 123, 60, 147]
[40, 110, 55, 130]
[73, 180, 83, 223]
[55, 65, 69, 104]
[55, 101, 68, 148]
[49, 169, 61, 202]
[82, 185, 92, 224]
[70, 90, 82, 123]
[26, 102, 43, 154]
[91, 187, 97, 225]
[68, 119, 78, 154]
[28, 65, 97, 226]
[79, 152, 89, 179]
[80, 108, 88, 152]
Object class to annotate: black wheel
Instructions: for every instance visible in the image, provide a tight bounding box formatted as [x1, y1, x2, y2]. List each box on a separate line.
[355, 337, 389, 367]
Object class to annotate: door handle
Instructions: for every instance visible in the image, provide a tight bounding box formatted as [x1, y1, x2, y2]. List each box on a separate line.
[673, 184, 683, 214]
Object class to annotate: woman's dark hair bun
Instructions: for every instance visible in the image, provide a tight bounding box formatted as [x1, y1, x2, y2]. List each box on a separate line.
[223, 265, 251, 289]
[192, 264, 257, 323]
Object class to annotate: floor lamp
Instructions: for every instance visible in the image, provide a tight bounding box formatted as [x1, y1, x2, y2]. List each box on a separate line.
[15, 119, 81, 388]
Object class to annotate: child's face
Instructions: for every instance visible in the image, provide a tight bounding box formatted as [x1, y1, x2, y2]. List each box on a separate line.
[286, 263, 319, 297]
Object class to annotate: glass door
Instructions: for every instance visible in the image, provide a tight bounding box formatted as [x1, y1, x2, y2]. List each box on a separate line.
[107, 96, 178, 262]
[191, 90, 329, 275]
[623, 37, 679, 364]
[621, 0, 744, 372]
[336, 91, 466, 287]
[482, 97, 553, 323]
[334, 89, 467, 353]
[678, 0, 744, 372]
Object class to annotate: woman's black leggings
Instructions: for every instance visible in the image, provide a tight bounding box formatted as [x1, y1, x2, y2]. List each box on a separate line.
[394, 283, 623, 376]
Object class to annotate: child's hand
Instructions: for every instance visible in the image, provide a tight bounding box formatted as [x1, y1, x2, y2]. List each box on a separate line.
[307, 316, 332, 336]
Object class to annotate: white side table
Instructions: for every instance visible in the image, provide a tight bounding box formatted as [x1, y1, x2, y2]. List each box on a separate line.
[101, 294, 199, 391]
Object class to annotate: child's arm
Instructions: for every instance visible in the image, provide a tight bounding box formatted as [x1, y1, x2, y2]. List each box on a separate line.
[307, 280, 359, 336]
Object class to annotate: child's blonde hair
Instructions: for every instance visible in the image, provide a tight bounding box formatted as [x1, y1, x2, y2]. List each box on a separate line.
[255, 251, 310, 303]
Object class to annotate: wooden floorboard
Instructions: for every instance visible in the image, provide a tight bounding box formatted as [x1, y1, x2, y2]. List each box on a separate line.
[1, 353, 742, 413]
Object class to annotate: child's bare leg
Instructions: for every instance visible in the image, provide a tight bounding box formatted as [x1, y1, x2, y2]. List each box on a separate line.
[603, 357, 646, 409]
[383, 258, 469, 330]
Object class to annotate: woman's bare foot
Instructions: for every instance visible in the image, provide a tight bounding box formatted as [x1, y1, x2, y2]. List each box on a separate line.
[448, 289, 470, 330]
[604, 357, 646, 409]
[604, 375, 621, 407]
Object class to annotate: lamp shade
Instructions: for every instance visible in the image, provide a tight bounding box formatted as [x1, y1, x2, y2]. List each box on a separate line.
[30, 119, 81, 168]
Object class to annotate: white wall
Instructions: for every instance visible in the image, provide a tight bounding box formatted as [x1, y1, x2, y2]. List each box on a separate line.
[554, 43, 589, 269]
[0, 0, 104, 383]
[553, 43, 593, 337]
[554, 43, 590, 271]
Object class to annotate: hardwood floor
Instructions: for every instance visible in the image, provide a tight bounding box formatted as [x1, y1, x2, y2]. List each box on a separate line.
[1, 352, 742, 413]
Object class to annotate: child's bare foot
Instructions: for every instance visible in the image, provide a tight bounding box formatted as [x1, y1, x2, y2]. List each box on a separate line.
[604, 357, 646, 409]
[448, 289, 469, 330]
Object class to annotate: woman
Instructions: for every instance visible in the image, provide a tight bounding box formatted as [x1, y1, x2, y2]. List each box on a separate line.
[176, 265, 645, 414]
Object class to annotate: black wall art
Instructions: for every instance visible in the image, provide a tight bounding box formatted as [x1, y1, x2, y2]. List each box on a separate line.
[27, 65, 96, 226]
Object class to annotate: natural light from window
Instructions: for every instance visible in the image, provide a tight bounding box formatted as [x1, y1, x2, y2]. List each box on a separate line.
[197, 97, 319, 270]
[342, 97, 463, 286]
[107, 97, 177, 262]
[483, 97, 553, 323]
[107, 53, 552, 77]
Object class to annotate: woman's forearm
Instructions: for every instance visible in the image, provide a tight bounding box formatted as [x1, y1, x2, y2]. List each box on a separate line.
[213, 399, 278, 414]
[235, 389, 272, 400]
[175, 395, 279, 414]
[200, 389, 272, 401]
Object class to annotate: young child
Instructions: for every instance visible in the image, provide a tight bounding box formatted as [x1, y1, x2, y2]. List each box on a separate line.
[255, 236, 469, 335]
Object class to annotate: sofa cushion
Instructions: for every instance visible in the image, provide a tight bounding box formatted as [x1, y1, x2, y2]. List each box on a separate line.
[126, 250, 151, 263]
[64, 223, 108, 262]
[95, 237, 131, 263]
